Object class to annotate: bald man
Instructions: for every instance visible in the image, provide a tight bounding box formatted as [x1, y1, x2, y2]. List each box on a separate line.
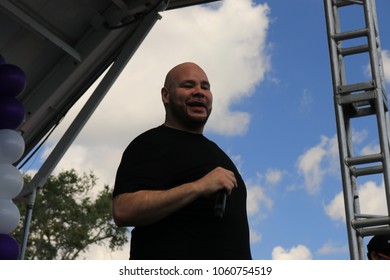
[113, 62, 251, 260]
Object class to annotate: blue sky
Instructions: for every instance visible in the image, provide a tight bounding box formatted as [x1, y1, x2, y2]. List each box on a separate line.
[22, 0, 390, 260]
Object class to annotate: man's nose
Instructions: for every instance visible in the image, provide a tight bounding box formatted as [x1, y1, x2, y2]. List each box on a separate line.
[192, 91, 205, 98]
[192, 85, 206, 97]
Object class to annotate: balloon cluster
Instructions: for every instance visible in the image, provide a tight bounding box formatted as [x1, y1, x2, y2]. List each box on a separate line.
[0, 54, 26, 259]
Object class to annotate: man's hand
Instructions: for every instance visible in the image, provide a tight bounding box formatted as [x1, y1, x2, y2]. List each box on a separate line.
[194, 167, 237, 197]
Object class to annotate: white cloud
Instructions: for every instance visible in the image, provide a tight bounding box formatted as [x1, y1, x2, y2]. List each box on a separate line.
[272, 245, 312, 260]
[52, 144, 123, 186]
[324, 191, 345, 222]
[382, 50, 390, 83]
[352, 129, 368, 145]
[325, 180, 387, 222]
[245, 174, 274, 248]
[297, 135, 338, 194]
[250, 228, 262, 244]
[246, 185, 273, 217]
[297, 140, 326, 194]
[365, 49, 389, 84]
[317, 240, 349, 256]
[265, 168, 284, 185]
[360, 142, 380, 155]
[358, 181, 387, 215]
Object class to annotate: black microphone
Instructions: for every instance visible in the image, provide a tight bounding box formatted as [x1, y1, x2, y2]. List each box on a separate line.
[214, 190, 227, 218]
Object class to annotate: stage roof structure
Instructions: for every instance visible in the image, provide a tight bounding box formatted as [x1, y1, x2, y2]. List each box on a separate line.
[0, 0, 218, 170]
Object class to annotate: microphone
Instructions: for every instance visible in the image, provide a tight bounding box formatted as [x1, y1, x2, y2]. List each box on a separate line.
[214, 190, 227, 218]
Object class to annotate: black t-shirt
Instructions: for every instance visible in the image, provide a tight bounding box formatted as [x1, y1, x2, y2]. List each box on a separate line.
[113, 125, 252, 260]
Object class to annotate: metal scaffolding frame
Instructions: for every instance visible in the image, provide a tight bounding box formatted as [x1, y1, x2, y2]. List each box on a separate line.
[323, 0, 390, 259]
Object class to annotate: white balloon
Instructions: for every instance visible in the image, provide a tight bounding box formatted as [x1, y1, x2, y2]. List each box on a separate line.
[0, 199, 20, 234]
[0, 164, 23, 199]
[0, 129, 25, 164]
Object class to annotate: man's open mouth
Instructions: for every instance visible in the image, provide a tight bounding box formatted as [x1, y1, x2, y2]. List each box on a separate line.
[187, 101, 206, 109]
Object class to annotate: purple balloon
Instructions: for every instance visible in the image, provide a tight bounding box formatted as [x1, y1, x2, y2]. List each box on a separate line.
[0, 64, 27, 97]
[0, 233, 19, 260]
[0, 96, 25, 129]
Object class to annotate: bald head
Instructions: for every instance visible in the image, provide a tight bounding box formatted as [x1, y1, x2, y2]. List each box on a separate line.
[164, 62, 209, 91]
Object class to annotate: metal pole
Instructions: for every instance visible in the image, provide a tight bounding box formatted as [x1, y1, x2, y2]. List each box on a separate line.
[19, 189, 36, 259]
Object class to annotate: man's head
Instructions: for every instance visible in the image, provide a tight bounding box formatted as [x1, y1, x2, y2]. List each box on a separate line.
[367, 234, 390, 260]
[161, 62, 212, 134]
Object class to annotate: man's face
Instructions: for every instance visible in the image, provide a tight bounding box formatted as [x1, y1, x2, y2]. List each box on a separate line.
[162, 64, 213, 130]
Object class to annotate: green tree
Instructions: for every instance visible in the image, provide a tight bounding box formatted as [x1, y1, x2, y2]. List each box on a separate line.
[13, 169, 128, 260]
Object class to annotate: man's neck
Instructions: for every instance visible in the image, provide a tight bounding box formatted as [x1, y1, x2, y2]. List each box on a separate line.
[163, 120, 204, 134]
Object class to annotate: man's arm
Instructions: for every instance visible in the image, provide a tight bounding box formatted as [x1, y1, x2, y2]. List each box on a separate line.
[112, 167, 237, 227]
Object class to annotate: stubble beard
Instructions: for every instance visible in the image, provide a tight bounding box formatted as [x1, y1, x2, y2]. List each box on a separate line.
[170, 105, 211, 131]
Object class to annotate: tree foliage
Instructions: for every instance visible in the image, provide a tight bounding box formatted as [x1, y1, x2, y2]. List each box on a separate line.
[13, 169, 128, 260]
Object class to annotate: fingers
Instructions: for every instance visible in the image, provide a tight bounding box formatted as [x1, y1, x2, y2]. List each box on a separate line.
[196, 167, 238, 197]
[212, 167, 237, 195]
[224, 171, 237, 195]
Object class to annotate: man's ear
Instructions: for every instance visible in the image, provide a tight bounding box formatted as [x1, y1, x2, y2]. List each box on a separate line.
[161, 87, 169, 104]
